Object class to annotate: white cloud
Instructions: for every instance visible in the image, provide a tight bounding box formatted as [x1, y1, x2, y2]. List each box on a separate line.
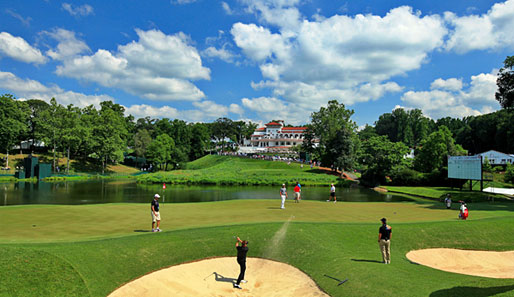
[171, 0, 197, 4]
[445, 0, 514, 52]
[0, 32, 47, 64]
[222, 2, 233, 15]
[202, 45, 237, 63]
[401, 72, 500, 119]
[241, 96, 309, 124]
[430, 78, 463, 91]
[42, 28, 90, 61]
[5, 9, 32, 27]
[56, 29, 210, 101]
[229, 103, 244, 115]
[0, 70, 111, 108]
[124, 104, 179, 119]
[62, 3, 94, 16]
[232, 6, 445, 110]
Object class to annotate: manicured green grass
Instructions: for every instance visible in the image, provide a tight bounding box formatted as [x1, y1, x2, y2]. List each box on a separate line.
[2, 200, 514, 244]
[138, 155, 345, 186]
[2, 214, 514, 297]
[383, 186, 513, 203]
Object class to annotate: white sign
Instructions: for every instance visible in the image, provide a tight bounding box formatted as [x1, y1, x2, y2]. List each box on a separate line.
[448, 156, 482, 180]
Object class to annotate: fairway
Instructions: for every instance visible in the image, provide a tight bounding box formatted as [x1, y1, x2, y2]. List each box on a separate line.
[1, 199, 514, 297]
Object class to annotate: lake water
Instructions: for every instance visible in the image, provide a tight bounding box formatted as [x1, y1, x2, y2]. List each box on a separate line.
[0, 180, 413, 206]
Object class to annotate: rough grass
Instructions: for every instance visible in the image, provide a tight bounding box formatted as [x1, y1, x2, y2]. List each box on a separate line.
[138, 155, 344, 186]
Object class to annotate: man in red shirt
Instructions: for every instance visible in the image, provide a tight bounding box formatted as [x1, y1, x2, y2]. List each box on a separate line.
[294, 182, 301, 203]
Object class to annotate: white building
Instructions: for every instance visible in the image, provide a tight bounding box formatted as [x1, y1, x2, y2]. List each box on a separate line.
[476, 150, 514, 165]
[249, 121, 308, 152]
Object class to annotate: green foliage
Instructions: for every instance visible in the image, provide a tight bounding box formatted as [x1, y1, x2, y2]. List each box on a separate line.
[375, 108, 432, 147]
[0, 94, 30, 168]
[360, 136, 410, 185]
[133, 129, 151, 163]
[305, 100, 357, 170]
[483, 157, 493, 172]
[146, 134, 176, 171]
[495, 55, 514, 109]
[505, 164, 514, 184]
[414, 125, 466, 173]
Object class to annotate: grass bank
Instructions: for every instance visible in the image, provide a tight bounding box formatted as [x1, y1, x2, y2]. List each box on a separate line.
[1, 201, 514, 296]
[138, 155, 346, 186]
[383, 186, 513, 203]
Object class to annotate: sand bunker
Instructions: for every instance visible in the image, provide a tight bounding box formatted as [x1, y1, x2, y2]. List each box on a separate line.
[108, 257, 329, 297]
[406, 248, 514, 279]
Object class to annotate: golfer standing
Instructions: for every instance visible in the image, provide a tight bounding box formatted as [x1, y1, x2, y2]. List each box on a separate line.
[151, 194, 162, 232]
[294, 182, 301, 203]
[234, 237, 249, 289]
[328, 183, 336, 203]
[378, 218, 392, 264]
[280, 184, 288, 209]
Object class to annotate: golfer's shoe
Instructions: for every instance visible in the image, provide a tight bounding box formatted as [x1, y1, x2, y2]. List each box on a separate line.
[152, 229, 156, 232]
[241, 280, 248, 283]
[326, 200, 330, 202]
[233, 284, 242, 289]
[156, 228, 162, 232]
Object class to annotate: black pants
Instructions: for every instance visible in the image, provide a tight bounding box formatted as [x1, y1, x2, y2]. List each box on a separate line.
[237, 259, 246, 285]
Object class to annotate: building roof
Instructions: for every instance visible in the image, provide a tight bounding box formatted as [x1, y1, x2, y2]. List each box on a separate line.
[255, 127, 265, 131]
[282, 127, 307, 131]
[477, 150, 514, 158]
[265, 122, 282, 126]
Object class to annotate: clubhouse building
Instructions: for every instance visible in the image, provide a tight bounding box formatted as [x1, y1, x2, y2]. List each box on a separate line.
[245, 121, 308, 153]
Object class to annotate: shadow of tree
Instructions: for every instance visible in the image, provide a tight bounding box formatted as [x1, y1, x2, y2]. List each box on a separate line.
[430, 285, 514, 297]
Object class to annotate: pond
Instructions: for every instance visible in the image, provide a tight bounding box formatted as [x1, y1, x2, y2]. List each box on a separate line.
[0, 180, 413, 206]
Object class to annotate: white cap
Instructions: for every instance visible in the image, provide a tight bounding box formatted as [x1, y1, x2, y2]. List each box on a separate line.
[154, 194, 160, 198]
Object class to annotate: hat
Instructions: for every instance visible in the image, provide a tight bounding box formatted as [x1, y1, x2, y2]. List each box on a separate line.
[154, 194, 160, 198]
[380, 218, 387, 223]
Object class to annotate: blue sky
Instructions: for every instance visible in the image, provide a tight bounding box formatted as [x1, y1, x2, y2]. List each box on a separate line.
[0, 0, 512, 127]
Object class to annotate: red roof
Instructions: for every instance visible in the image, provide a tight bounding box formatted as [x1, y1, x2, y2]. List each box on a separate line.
[265, 122, 282, 126]
[255, 127, 265, 131]
[282, 127, 307, 131]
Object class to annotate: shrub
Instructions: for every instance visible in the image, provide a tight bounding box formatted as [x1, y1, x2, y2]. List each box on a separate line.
[389, 167, 423, 186]
[505, 164, 514, 184]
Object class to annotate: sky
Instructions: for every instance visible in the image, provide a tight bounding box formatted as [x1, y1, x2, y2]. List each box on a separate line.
[0, 0, 512, 128]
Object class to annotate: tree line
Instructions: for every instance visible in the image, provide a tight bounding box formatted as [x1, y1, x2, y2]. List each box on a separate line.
[0, 95, 256, 173]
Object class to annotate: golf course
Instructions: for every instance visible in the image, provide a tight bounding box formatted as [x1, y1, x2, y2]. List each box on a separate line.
[1, 195, 514, 296]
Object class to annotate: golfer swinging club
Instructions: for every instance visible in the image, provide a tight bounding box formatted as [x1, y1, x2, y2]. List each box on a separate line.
[234, 236, 249, 289]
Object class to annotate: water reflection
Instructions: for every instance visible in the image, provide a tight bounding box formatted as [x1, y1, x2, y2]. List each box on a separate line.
[0, 180, 413, 206]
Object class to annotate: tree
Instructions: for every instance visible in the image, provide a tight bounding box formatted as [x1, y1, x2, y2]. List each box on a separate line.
[211, 117, 235, 152]
[57, 105, 82, 174]
[35, 98, 61, 171]
[358, 124, 378, 141]
[233, 121, 258, 145]
[495, 56, 514, 109]
[134, 129, 152, 168]
[25, 99, 49, 153]
[360, 136, 410, 185]
[93, 102, 128, 174]
[306, 100, 357, 170]
[414, 126, 467, 173]
[146, 134, 175, 171]
[0, 94, 30, 169]
[189, 123, 210, 160]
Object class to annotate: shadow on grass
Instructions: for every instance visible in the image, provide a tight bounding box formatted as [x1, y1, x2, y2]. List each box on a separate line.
[267, 207, 284, 210]
[70, 158, 113, 174]
[133, 230, 151, 233]
[350, 259, 383, 264]
[430, 284, 514, 297]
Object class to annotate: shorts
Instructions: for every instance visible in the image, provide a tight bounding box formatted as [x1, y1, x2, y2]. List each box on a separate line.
[294, 192, 300, 199]
[330, 192, 335, 197]
[151, 211, 161, 222]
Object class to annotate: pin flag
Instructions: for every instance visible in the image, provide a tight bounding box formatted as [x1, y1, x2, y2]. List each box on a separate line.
[163, 183, 166, 189]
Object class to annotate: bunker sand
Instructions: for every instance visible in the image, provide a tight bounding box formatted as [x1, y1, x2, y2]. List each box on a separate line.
[406, 248, 514, 279]
[108, 257, 329, 297]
